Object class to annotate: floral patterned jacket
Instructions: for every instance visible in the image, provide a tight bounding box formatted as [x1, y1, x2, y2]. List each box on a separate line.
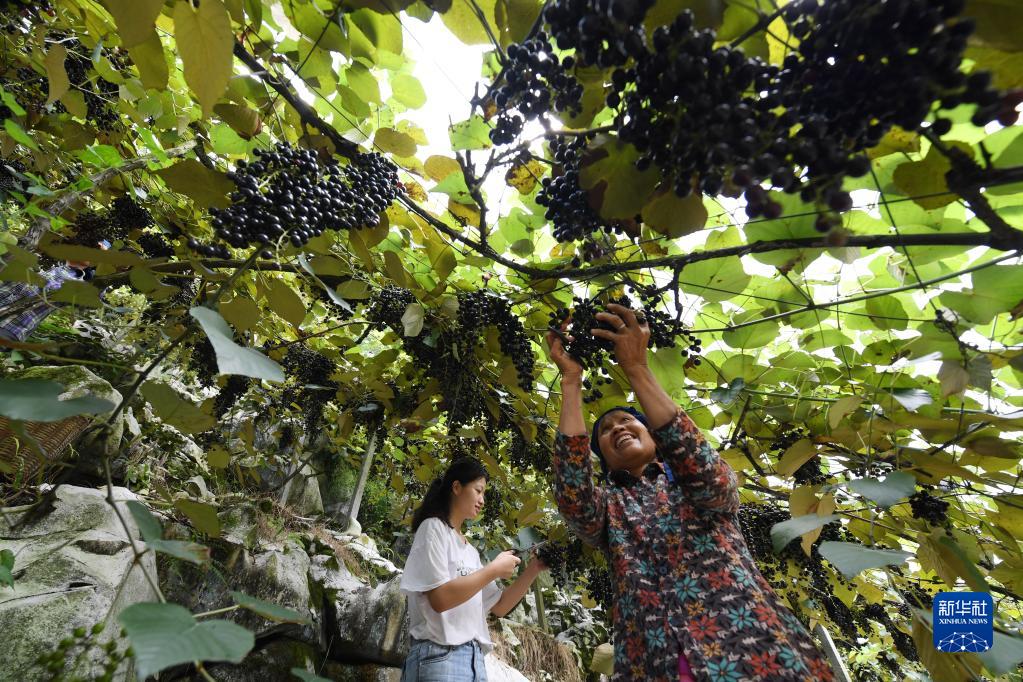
[553, 408, 835, 682]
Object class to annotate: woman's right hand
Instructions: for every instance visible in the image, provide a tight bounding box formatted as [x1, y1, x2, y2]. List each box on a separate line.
[545, 323, 583, 380]
[489, 550, 522, 579]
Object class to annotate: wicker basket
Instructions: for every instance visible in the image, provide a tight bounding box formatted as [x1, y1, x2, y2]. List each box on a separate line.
[0, 415, 92, 484]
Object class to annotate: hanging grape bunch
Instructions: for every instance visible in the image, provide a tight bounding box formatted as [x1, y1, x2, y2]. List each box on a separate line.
[908, 489, 949, 526]
[200, 143, 402, 257]
[0, 158, 28, 198]
[737, 502, 791, 564]
[542, 0, 655, 69]
[187, 338, 219, 390]
[584, 564, 614, 614]
[493, 0, 1015, 234]
[281, 344, 339, 436]
[213, 376, 251, 419]
[508, 427, 551, 472]
[137, 232, 175, 259]
[536, 135, 622, 244]
[548, 288, 697, 402]
[367, 284, 416, 331]
[456, 290, 535, 392]
[537, 538, 585, 586]
[490, 35, 584, 145]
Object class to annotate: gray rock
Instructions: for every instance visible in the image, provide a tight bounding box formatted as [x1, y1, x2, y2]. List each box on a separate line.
[324, 573, 409, 667]
[0, 485, 157, 681]
[161, 539, 317, 644]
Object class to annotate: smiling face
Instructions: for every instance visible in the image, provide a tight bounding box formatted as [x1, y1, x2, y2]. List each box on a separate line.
[450, 476, 487, 525]
[596, 410, 657, 477]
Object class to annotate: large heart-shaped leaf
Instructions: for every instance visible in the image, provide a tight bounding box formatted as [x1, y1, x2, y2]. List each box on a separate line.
[0, 379, 114, 422]
[127, 501, 210, 565]
[771, 514, 840, 553]
[848, 471, 917, 508]
[120, 602, 254, 678]
[190, 307, 285, 382]
[818, 541, 913, 578]
[231, 591, 310, 624]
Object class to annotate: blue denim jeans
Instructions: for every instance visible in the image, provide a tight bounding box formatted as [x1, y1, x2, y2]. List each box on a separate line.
[400, 638, 488, 682]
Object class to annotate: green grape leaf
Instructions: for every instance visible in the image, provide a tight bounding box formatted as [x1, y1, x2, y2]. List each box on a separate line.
[0, 379, 114, 422]
[120, 602, 254, 678]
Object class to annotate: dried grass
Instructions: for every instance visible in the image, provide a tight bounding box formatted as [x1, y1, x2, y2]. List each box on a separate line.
[490, 621, 582, 682]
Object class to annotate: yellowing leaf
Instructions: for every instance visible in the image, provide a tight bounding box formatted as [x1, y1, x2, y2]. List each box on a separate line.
[219, 296, 260, 332]
[174, 0, 234, 116]
[213, 103, 261, 139]
[374, 127, 417, 157]
[43, 44, 70, 105]
[642, 188, 709, 238]
[828, 396, 862, 429]
[579, 137, 659, 220]
[155, 159, 234, 209]
[104, 0, 165, 48]
[174, 499, 221, 538]
[505, 159, 544, 194]
[266, 280, 305, 328]
[425, 155, 461, 182]
[128, 30, 170, 90]
[892, 142, 972, 211]
[775, 438, 816, 477]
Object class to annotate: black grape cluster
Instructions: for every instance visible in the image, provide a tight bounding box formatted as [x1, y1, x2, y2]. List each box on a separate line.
[367, 285, 416, 330]
[68, 210, 126, 248]
[137, 232, 175, 259]
[188, 338, 219, 389]
[481, 482, 504, 526]
[57, 37, 123, 131]
[143, 278, 197, 324]
[509, 428, 551, 472]
[213, 376, 250, 418]
[536, 135, 620, 244]
[282, 345, 338, 435]
[781, 0, 1018, 135]
[737, 502, 791, 563]
[456, 290, 534, 392]
[909, 490, 949, 526]
[548, 290, 695, 401]
[862, 603, 918, 663]
[542, 0, 655, 69]
[490, 36, 583, 145]
[495, 0, 1013, 229]
[770, 426, 808, 452]
[537, 538, 584, 585]
[584, 565, 614, 613]
[110, 196, 154, 231]
[0, 158, 28, 197]
[204, 144, 401, 256]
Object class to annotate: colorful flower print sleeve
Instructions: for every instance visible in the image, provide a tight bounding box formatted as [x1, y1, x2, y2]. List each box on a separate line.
[553, 408, 836, 682]
[649, 409, 740, 513]
[552, 432, 609, 550]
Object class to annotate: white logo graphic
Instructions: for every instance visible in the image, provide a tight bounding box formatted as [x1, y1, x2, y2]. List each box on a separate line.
[936, 632, 990, 653]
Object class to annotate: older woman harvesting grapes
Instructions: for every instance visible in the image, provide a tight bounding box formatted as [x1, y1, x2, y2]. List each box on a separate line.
[547, 303, 834, 682]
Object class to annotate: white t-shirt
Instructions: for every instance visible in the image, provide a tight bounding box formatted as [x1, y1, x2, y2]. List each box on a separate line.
[400, 517, 502, 652]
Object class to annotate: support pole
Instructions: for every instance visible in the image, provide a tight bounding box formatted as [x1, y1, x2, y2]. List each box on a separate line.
[343, 429, 379, 534]
[814, 623, 853, 682]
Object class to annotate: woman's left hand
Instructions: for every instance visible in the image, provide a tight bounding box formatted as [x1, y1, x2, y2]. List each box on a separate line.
[591, 302, 651, 371]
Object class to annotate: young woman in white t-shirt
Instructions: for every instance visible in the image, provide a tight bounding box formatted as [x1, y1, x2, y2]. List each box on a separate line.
[399, 456, 547, 681]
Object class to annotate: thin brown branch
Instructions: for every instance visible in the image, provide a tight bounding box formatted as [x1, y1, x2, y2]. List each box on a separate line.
[20, 141, 197, 250]
[233, 42, 358, 158]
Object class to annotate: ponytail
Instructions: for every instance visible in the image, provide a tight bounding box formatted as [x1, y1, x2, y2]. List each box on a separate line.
[411, 456, 488, 532]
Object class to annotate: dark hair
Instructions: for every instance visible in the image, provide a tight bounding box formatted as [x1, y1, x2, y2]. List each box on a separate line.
[411, 456, 489, 532]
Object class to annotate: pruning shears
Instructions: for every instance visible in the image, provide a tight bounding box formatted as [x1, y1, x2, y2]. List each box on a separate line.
[513, 539, 550, 557]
